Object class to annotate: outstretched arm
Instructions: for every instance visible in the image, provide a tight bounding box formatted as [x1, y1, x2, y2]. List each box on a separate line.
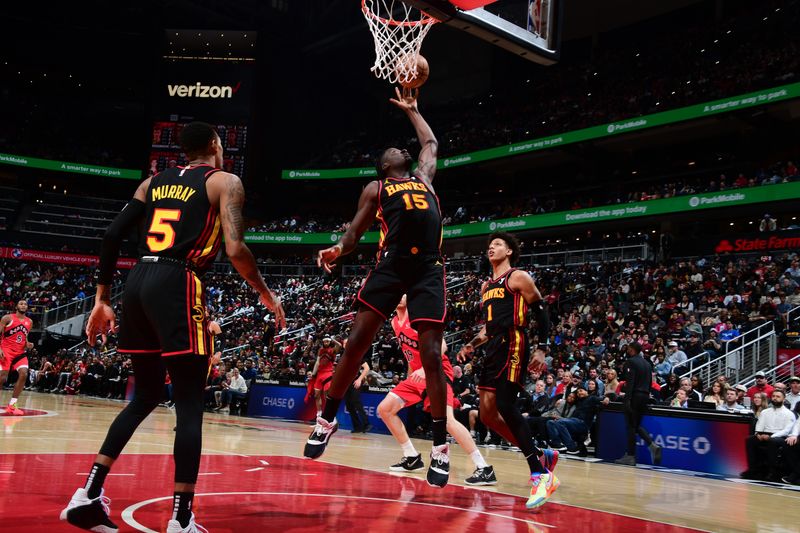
[390, 87, 438, 186]
[213, 172, 286, 329]
[317, 181, 380, 273]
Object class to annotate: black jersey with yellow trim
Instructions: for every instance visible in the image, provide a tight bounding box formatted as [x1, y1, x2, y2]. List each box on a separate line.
[376, 175, 442, 257]
[137, 164, 223, 273]
[481, 268, 529, 336]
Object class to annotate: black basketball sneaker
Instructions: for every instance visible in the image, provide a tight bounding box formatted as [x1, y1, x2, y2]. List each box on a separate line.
[304, 416, 339, 459]
[426, 444, 450, 488]
[60, 487, 119, 532]
[390, 454, 424, 472]
[465, 465, 498, 486]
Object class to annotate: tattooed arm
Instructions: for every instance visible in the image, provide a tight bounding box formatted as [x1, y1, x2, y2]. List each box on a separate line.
[210, 172, 286, 328]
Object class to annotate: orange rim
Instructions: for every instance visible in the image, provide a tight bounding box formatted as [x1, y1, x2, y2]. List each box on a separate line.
[362, 0, 439, 27]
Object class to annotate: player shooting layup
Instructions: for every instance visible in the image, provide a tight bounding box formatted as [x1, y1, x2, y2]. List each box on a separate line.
[304, 87, 452, 488]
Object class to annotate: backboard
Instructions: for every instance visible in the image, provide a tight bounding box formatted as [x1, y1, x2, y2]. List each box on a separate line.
[404, 0, 561, 65]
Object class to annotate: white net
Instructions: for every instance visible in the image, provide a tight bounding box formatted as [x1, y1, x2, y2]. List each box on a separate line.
[362, 0, 438, 85]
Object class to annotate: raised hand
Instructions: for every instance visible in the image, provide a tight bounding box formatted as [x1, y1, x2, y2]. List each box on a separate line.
[389, 86, 419, 113]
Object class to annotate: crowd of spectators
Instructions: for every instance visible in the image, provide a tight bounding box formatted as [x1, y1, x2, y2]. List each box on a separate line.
[0, 260, 109, 320]
[301, 2, 799, 168]
[248, 158, 800, 234]
[4, 245, 800, 483]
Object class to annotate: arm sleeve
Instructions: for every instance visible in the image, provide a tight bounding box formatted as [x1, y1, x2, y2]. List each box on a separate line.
[97, 199, 145, 285]
[530, 300, 550, 344]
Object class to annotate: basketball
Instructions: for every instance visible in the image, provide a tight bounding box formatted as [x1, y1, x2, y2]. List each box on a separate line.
[398, 54, 429, 89]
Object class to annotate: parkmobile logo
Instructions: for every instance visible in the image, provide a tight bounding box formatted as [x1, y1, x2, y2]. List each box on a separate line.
[167, 81, 241, 98]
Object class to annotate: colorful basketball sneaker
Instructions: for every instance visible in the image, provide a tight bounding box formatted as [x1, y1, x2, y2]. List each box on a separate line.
[5, 404, 23, 415]
[542, 448, 559, 472]
[526, 472, 560, 509]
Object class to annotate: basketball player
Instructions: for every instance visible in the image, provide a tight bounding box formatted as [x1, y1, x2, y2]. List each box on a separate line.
[458, 232, 558, 509]
[60, 122, 285, 533]
[0, 299, 34, 415]
[305, 87, 452, 488]
[377, 295, 496, 485]
[311, 336, 342, 417]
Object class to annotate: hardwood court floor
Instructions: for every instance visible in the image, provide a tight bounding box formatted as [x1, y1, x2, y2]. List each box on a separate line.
[0, 393, 798, 532]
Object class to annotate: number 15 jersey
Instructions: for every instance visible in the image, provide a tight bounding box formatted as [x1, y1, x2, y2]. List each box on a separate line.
[377, 175, 442, 257]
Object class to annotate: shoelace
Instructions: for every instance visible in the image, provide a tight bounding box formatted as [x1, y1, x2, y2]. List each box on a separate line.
[431, 446, 449, 464]
[193, 522, 209, 533]
[314, 417, 334, 436]
[96, 495, 112, 516]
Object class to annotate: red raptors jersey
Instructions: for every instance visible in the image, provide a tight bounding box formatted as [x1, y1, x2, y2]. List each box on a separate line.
[391, 315, 453, 378]
[1, 315, 32, 357]
[317, 346, 336, 374]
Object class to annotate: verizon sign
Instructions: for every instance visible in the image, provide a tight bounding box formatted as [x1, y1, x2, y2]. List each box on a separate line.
[715, 235, 800, 254]
[167, 81, 241, 99]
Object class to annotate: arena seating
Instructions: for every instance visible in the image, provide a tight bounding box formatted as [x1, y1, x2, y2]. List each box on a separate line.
[21, 192, 127, 240]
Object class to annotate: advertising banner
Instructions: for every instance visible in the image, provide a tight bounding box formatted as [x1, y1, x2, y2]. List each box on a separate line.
[0, 152, 140, 180]
[675, 230, 800, 256]
[245, 182, 800, 245]
[247, 382, 403, 434]
[282, 82, 800, 179]
[596, 409, 752, 476]
[0, 247, 135, 269]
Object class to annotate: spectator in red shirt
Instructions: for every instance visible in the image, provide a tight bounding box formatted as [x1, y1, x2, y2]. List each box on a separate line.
[555, 371, 572, 396]
[747, 371, 775, 399]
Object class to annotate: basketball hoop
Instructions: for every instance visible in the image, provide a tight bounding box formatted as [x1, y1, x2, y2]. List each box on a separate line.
[362, 0, 439, 85]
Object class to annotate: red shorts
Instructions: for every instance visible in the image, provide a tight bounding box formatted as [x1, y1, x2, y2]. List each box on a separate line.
[390, 377, 455, 412]
[314, 371, 333, 392]
[0, 354, 28, 372]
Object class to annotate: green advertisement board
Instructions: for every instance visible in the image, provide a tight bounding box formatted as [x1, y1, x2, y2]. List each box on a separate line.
[244, 182, 800, 245]
[281, 82, 800, 180]
[0, 153, 141, 180]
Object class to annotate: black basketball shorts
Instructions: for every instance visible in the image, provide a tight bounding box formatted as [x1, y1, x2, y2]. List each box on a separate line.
[117, 262, 213, 357]
[357, 253, 446, 326]
[478, 328, 530, 391]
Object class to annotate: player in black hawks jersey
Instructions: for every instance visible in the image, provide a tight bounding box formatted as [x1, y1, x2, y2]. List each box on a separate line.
[60, 122, 285, 533]
[458, 232, 560, 510]
[304, 88, 452, 488]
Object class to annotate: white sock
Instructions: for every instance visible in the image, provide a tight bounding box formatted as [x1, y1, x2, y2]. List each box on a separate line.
[400, 440, 418, 457]
[316, 410, 322, 418]
[470, 450, 488, 469]
[9, 397, 17, 406]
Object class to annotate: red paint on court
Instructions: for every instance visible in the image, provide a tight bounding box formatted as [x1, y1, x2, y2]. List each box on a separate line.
[0, 454, 702, 532]
[0, 408, 50, 417]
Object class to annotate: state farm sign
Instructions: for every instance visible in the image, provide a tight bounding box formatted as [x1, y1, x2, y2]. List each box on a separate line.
[715, 234, 800, 254]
